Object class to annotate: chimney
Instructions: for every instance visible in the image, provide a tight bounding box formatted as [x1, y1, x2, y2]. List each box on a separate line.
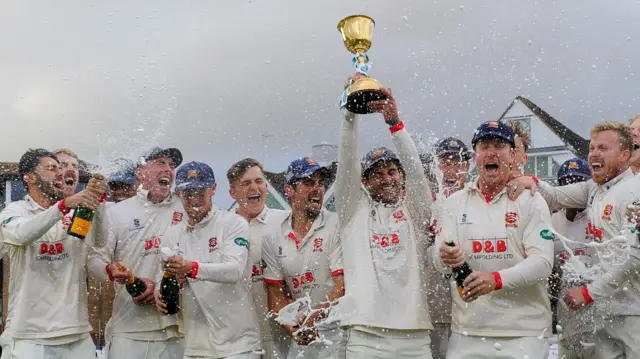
[311, 142, 338, 167]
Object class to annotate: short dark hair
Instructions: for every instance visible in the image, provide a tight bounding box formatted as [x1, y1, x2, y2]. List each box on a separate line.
[227, 158, 264, 185]
[19, 148, 58, 177]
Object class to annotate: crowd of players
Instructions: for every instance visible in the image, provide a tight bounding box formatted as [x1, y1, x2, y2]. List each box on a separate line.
[2, 74, 640, 359]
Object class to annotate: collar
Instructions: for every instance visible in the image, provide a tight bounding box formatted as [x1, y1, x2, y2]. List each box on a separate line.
[186, 207, 216, 233]
[254, 206, 269, 224]
[136, 186, 174, 206]
[599, 168, 634, 191]
[24, 195, 46, 211]
[468, 179, 507, 204]
[284, 209, 327, 250]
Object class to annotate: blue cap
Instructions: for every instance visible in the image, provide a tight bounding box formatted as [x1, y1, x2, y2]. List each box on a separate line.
[557, 158, 590, 181]
[284, 157, 330, 185]
[108, 158, 136, 185]
[361, 147, 401, 175]
[471, 121, 516, 149]
[175, 162, 216, 190]
[435, 137, 471, 161]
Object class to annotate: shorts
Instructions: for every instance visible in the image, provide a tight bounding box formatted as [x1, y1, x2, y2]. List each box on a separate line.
[345, 328, 432, 359]
[0, 336, 96, 359]
[105, 336, 184, 359]
[287, 327, 346, 359]
[446, 333, 549, 359]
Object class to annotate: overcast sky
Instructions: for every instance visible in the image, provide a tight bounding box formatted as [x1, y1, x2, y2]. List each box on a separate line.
[1, 0, 639, 207]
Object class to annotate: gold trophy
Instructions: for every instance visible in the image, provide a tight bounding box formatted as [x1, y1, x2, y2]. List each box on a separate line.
[337, 15, 387, 114]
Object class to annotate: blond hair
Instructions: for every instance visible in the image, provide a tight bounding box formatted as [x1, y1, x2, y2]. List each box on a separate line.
[506, 120, 531, 151]
[590, 121, 634, 152]
[52, 148, 78, 159]
[629, 114, 640, 126]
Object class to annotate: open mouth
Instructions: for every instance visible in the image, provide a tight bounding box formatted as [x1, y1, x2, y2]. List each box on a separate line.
[634, 143, 640, 151]
[247, 194, 261, 203]
[308, 197, 322, 205]
[484, 162, 500, 173]
[53, 180, 64, 189]
[158, 177, 171, 186]
[444, 178, 458, 187]
[591, 162, 604, 172]
[64, 178, 75, 186]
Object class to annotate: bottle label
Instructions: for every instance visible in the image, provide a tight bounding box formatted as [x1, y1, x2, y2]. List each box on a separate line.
[69, 217, 91, 238]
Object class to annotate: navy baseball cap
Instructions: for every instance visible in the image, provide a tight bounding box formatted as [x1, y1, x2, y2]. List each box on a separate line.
[471, 121, 516, 149]
[108, 158, 136, 185]
[175, 162, 216, 190]
[557, 158, 590, 181]
[137, 147, 183, 168]
[435, 137, 471, 161]
[284, 157, 330, 185]
[361, 147, 401, 176]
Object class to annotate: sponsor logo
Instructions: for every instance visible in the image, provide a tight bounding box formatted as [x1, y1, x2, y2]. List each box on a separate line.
[449, 139, 460, 148]
[505, 212, 518, 228]
[36, 242, 69, 261]
[133, 219, 140, 227]
[392, 210, 406, 223]
[586, 222, 603, 242]
[290, 271, 315, 290]
[251, 259, 266, 281]
[312, 238, 324, 252]
[305, 157, 318, 166]
[61, 215, 72, 230]
[171, 211, 184, 225]
[1, 217, 14, 226]
[187, 170, 198, 179]
[540, 229, 555, 241]
[370, 232, 404, 253]
[602, 204, 613, 221]
[234, 237, 249, 248]
[278, 246, 283, 256]
[461, 214, 467, 223]
[144, 237, 162, 250]
[372, 150, 385, 158]
[487, 121, 499, 128]
[568, 161, 579, 169]
[471, 237, 508, 253]
[209, 237, 218, 252]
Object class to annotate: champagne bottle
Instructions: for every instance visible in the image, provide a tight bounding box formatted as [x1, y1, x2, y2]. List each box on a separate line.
[160, 271, 180, 315]
[125, 276, 147, 297]
[67, 207, 95, 240]
[446, 241, 473, 297]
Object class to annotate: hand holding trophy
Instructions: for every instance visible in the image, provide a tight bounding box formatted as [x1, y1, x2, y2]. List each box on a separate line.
[338, 15, 388, 114]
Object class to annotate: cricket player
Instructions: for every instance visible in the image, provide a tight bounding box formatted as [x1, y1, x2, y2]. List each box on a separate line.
[550, 158, 596, 359]
[157, 161, 261, 359]
[262, 157, 345, 359]
[335, 74, 434, 358]
[0, 148, 106, 359]
[53, 148, 80, 198]
[505, 120, 531, 178]
[107, 158, 138, 204]
[512, 121, 640, 358]
[435, 121, 554, 359]
[424, 137, 471, 359]
[227, 158, 291, 359]
[87, 147, 185, 359]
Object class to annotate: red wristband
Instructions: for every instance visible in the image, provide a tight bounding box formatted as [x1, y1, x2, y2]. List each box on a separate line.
[99, 193, 107, 204]
[105, 264, 114, 282]
[582, 286, 594, 304]
[526, 174, 540, 185]
[389, 121, 405, 134]
[57, 200, 71, 215]
[492, 271, 503, 290]
[189, 261, 199, 279]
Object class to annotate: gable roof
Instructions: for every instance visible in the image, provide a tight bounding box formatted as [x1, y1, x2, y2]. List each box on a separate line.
[499, 96, 589, 158]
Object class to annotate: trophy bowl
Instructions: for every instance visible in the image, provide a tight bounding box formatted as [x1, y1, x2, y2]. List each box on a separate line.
[338, 15, 387, 114]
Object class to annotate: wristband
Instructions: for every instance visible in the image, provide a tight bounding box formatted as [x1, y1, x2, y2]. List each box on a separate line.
[57, 200, 71, 215]
[99, 193, 107, 204]
[189, 261, 199, 279]
[582, 286, 594, 304]
[492, 271, 503, 290]
[386, 118, 400, 126]
[106, 264, 114, 282]
[526, 174, 540, 186]
[389, 121, 405, 134]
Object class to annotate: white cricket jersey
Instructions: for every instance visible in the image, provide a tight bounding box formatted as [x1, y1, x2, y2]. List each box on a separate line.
[433, 181, 555, 337]
[163, 208, 261, 358]
[243, 207, 289, 344]
[551, 210, 596, 338]
[539, 169, 640, 316]
[426, 195, 453, 325]
[87, 188, 183, 341]
[0, 196, 92, 343]
[334, 112, 434, 331]
[262, 210, 343, 308]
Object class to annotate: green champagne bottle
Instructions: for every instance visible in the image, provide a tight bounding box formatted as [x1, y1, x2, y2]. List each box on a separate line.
[125, 276, 147, 297]
[446, 241, 473, 297]
[67, 207, 95, 240]
[160, 271, 180, 315]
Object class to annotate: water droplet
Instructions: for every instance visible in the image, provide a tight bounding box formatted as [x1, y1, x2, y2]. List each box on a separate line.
[592, 65, 597, 70]
[528, 40, 533, 45]
[402, 15, 408, 21]
[493, 342, 502, 351]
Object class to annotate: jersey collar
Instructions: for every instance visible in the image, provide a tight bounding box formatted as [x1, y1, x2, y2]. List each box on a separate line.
[136, 187, 174, 207]
[599, 168, 634, 191]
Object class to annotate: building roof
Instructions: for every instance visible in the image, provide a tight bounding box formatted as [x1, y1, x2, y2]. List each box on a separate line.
[499, 96, 589, 158]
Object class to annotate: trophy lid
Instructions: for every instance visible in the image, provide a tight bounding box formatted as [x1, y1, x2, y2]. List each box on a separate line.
[337, 15, 376, 54]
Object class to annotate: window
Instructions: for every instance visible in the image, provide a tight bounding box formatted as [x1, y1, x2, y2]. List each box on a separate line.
[536, 156, 549, 178]
[524, 156, 535, 175]
[265, 192, 286, 210]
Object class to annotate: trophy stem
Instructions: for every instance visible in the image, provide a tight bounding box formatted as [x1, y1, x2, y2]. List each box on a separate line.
[356, 56, 366, 64]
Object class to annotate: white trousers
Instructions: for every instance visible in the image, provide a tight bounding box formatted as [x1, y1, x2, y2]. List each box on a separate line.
[345, 328, 432, 359]
[429, 324, 450, 359]
[105, 336, 184, 359]
[184, 351, 261, 359]
[594, 315, 640, 359]
[262, 339, 289, 359]
[446, 333, 549, 359]
[287, 327, 346, 359]
[0, 336, 96, 359]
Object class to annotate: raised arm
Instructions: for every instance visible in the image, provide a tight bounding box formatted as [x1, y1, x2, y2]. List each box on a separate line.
[335, 110, 364, 226]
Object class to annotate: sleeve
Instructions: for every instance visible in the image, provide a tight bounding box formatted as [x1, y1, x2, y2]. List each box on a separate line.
[262, 226, 285, 284]
[86, 209, 118, 281]
[193, 217, 249, 284]
[431, 203, 456, 275]
[391, 127, 433, 231]
[328, 226, 344, 276]
[498, 194, 555, 290]
[551, 212, 567, 268]
[85, 203, 109, 248]
[1, 202, 64, 247]
[538, 180, 590, 212]
[334, 110, 365, 227]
